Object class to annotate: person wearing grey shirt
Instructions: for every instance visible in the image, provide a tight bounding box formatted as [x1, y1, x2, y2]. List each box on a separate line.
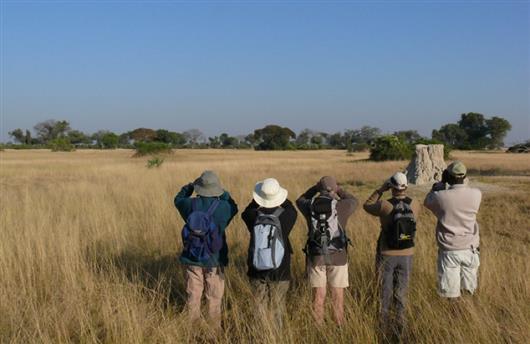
[424, 161, 482, 299]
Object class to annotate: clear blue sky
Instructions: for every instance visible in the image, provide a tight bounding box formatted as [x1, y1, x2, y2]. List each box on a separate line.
[1, 1, 529, 144]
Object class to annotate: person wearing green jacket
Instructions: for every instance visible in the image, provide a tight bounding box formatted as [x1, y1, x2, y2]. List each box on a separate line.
[174, 171, 238, 328]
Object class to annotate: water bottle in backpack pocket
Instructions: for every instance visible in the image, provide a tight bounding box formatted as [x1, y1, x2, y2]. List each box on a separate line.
[181, 199, 222, 264]
[251, 207, 285, 271]
[386, 197, 416, 249]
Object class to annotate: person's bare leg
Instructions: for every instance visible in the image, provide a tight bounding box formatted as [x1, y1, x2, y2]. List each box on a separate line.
[313, 287, 326, 325]
[330, 287, 344, 325]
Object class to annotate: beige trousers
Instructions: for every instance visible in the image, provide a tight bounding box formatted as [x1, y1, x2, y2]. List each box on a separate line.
[185, 265, 225, 328]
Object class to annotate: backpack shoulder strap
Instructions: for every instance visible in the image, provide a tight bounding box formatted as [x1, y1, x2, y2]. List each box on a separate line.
[271, 207, 284, 218]
[387, 197, 399, 207]
[206, 199, 220, 216]
[191, 198, 198, 212]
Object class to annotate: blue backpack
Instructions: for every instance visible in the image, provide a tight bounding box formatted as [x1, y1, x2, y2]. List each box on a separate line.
[181, 198, 222, 264]
[251, 207, 285, 271]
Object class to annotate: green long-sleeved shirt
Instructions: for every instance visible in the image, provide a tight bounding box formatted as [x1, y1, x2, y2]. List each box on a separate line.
[174, 183, 238, 267]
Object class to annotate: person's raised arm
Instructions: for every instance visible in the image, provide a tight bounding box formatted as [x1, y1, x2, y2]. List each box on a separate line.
[336, 188, 358, 216]
[281, 200, 298, 235]
[241, 200, 259, 232]
[220, 191, 238, 223]
[363, 182, 389, 216]
[423, 188, 441, 216]
[174, 183, 194, 218]
[296, 184, 319, 216]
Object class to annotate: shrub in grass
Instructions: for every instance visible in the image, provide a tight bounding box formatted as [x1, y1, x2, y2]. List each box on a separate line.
[369, 135, 412, 161]
[49, 138, 75, 152]
[133, 141, 172, 157]
[348, 142, 371, 152]
[146, 157, 164, 168]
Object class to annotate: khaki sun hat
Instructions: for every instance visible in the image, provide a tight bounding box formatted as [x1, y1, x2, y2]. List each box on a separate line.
[253, 178, 288, 208]
[194, 170, 224, 197]
[388, 172, 408, 190]
[447, 161, 467, 177]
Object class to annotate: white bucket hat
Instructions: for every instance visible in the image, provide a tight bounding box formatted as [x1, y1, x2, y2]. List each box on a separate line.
[253, 178, 288, 208]
[389, 172, 408, 191]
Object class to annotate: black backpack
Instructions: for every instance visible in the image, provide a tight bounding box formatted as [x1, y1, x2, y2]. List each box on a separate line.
[305, 196, 347, 258]
[386, 197, 416, 249]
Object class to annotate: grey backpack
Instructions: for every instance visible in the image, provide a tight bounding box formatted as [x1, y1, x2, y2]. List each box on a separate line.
[251, 207, 285, 271]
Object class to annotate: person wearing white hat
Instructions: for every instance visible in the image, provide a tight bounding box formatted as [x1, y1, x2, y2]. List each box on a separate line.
[241, 178, 298, 329]
[363, 171, 421, 342]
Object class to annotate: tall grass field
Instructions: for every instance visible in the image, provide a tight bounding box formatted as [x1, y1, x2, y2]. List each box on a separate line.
[1, 149, 529, 343]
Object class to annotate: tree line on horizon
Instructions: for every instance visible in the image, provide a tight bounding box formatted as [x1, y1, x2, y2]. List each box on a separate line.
[5, 113, 515, 154]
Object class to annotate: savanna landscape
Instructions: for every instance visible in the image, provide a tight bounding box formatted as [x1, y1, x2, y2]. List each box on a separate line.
[1, 149, 529, 343]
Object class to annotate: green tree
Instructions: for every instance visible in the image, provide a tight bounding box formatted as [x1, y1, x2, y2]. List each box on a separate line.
[129, 128, 157, 142]
[101, 132, 119, 149]
[350, 126, 381, 144]
[8, 129, 25, 143]
[67, 130, 91, 145]
[295, 129, 312, 145]
[432, 123, 468, 147]
[208, 136, 221, 148]
[486, 116, 512, 149]
[118, 133, 131, 146]
[92, 130, 119, 149]
[328, 132, 346, 149]
[457, 113, 488, 149]
[245, 133, 256, 146]
[219, 133, 238, 148]
[254, 125, 296, 150]
[34, 120, 70, 143]
[183, 129, 204, 147]
[155, 129, 186, 146]
[393, 130, 423, 144]
[310, 134, 324, 145]
[25, 130, 32, 145]
[433, 113, 511, 150]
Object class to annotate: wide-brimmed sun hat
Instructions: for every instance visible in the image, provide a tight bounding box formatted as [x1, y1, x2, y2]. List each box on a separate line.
[388, 172, 408, 191]
[194, 170, 224, 197]
[253, 178, 288, 208]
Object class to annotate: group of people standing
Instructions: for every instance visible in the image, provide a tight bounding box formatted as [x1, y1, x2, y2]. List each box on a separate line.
[173, 161, 482, 341]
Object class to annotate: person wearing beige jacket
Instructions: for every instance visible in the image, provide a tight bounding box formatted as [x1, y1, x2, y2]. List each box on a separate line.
[424, 161, 482, 299]
[364, 172, 421, 341]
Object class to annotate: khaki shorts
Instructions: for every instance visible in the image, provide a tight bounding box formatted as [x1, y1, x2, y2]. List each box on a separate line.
[437, 248, 480, 298]
[307, 262, 349, 288]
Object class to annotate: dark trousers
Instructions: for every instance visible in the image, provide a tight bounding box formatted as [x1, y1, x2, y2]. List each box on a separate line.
[376, 254, 413, 338]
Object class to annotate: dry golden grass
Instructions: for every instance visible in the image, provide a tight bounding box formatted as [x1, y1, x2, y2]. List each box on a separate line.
[0, 149, 529, 343]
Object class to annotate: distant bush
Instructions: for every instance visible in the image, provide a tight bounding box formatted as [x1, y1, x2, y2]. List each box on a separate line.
[348, 142, 371, 152]
[369, 135, 412, 161]
[146, 157, 164, 168]
[0, 143, 47, 150]
[49, 138, 75, 152]
[134, 141, 172, 156]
